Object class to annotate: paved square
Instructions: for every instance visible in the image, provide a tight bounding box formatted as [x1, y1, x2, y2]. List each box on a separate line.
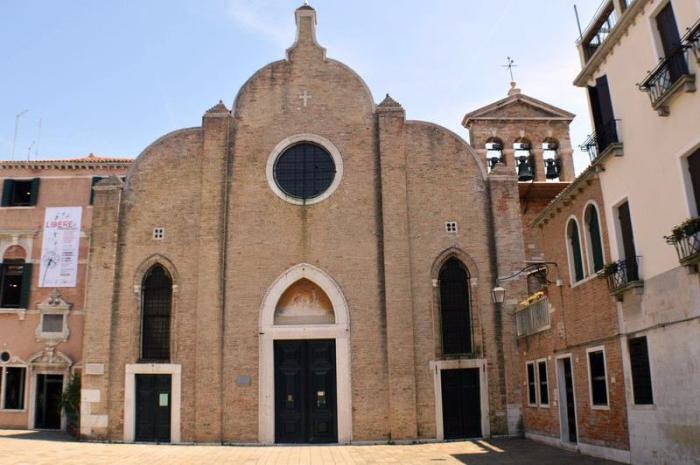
[0, 430, 619, 465]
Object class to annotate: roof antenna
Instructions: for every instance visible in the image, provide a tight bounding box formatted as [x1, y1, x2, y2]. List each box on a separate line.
[574, 4, 583, 41]
[34, 118, 42, 159]
[11, 109, 29, 160]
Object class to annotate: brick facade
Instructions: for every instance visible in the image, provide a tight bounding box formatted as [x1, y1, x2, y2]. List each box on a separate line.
[520, 173, 630, 460]
[77, 5, 568, 443]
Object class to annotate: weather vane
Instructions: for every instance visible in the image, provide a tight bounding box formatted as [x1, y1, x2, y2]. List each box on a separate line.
[502, 56, 517, 83]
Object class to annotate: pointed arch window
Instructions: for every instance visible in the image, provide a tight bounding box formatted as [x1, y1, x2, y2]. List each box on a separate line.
[439, 257, 472, 354]
[585, 204, 605, 273]
[140, 265, 172, 362]
[567, 219, 585, 283]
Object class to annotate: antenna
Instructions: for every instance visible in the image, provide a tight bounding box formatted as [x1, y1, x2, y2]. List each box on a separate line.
[34, 118, 42, 159]
[11, 110, 29, 160]
[27, 141, 35, 161]
[574, 4, 583, 41]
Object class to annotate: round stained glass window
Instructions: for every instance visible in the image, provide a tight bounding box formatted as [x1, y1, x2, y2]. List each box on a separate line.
[273, 143, 336, 201]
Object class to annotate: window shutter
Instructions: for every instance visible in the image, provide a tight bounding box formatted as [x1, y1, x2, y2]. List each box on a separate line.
[29, 178, 40, 206]
[20, 263, 33, 309]
[1, 179, 13, 207]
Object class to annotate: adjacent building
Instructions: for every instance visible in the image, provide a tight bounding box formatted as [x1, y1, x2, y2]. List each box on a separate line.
[573, 0, 700, 463]
[0, 156, 130, 431]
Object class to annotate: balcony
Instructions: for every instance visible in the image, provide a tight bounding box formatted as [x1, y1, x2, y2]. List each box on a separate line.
[515, 295, 550, 337]
[665, 217, 700, 268]
[580, 0, 618, 63]
[580, 119, 623, 166]
[600, 257, 643, 300]
[638, 45, 696, 116]
[683, 18, 700, 64]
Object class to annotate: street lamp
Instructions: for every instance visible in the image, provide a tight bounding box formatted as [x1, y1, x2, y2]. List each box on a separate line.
[491, 286, 506, 304]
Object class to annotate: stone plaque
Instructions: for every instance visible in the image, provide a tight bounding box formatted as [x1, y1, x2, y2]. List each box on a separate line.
[236, 375, 251, 386]
[85, 363, 104, 375]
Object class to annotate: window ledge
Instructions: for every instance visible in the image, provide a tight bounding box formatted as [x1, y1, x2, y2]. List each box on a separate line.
[0, 206, 36, 209]
[591, 404, 611, 411]
[0, 408, 27, 413]
[590, 143, 624, 172]
[0, 308, 27, 320]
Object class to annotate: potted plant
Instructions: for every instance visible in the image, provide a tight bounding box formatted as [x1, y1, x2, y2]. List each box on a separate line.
[58, 373, 81, 438]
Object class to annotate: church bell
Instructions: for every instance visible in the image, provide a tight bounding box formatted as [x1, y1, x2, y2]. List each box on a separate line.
[517, 156, 534, 181]
[545, 158, 561, 180]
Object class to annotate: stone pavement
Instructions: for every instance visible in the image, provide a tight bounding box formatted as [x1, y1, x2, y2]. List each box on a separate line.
[0, 430, 620, 465]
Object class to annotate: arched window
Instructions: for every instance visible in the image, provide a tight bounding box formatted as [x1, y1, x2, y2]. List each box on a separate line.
[439, 257, 472, 354]
[485, 137, 504, 171]
[585, 204, 605, 273]
[513, 137, 534, 181]
[0, 246, 30, 309]
[567, 219, 585, 283]
[141, 265, 172, 362]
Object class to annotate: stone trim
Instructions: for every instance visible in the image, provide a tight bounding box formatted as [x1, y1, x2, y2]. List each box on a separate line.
[265, 134, 344, 206]
[123, 363, 182, 443]
[258, 263, 352, 444]
[429, 358, 490, 440]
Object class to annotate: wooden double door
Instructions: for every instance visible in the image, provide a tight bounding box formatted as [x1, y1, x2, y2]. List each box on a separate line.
[441, 368, 482, 439]
[135, 374, 171, 442]
[274, 340, 337, 443]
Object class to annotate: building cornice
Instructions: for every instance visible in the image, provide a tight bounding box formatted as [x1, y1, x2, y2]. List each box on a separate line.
[0, 158, 132, 171]
[573, 0, 652, 87]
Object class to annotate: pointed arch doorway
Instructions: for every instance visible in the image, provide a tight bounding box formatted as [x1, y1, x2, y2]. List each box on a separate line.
[259, 264, 352, 444]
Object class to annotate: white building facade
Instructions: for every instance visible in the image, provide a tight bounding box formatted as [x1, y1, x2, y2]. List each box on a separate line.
[575, 1, 700, 463]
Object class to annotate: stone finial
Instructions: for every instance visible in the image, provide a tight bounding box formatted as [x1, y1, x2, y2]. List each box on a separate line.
[377, 94, 405, 114]
[205, 100, 230, 115]
[508, 81, 522, 96]
[287, 2, 324, 61]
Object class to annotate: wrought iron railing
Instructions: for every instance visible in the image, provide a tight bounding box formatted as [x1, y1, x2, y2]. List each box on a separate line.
[581, 0, 617, 62]
[682, 18, 700, 62]
[516, 297, 550, 337]
[580, 119, 621, 163]
[665, 218, 700, 266]
[601, 257, 641, 294]
[638, 45, 692, 107]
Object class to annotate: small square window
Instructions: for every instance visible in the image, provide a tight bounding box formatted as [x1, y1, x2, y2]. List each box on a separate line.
[153, 228, 165, 240]
[445, 221, 458, 233]
[41, 314, 64, 333]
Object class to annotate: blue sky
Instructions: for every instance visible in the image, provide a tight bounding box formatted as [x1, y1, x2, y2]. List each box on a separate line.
[1, 0, 602, 173]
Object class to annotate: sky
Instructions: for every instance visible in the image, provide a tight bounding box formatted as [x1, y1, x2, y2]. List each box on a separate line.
[0, 0, 603, 174]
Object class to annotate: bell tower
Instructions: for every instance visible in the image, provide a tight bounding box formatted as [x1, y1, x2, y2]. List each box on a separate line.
[462, 82, 576, 183]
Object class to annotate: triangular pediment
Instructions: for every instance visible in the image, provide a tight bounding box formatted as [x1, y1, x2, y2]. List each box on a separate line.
[463, 92, 575, 127]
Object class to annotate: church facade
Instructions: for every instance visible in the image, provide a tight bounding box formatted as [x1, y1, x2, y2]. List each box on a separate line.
[79, 5, 576, 444]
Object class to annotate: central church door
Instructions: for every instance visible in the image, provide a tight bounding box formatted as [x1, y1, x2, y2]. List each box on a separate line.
[274, 340, 337, 443]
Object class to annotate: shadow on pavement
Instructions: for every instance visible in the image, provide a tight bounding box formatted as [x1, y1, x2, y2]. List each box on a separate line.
[0, 429, 76, 442]
[452, 438, 618, 465]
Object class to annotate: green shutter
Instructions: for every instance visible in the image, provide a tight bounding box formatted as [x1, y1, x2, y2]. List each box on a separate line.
[589, 210, 605, 272]
[29, 178, 40, 206]
[1, 179, 13, 207]
[19, 263, 33, 309]
[571, 225, 584, 281]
